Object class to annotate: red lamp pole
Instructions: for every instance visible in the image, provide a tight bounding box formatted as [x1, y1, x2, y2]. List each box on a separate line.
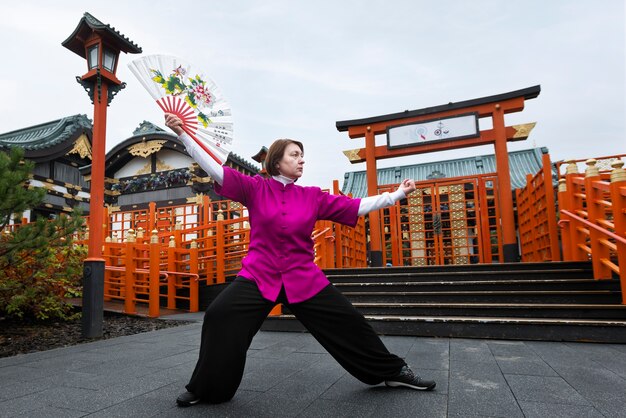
[87, 81, 108, 261]
[63, 12, 141, 338]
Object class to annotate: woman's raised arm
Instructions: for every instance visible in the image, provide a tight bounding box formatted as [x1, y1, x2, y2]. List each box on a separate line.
[165, 114, 224, 185]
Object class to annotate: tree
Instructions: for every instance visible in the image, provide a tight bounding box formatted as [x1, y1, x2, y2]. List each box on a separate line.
[0, 147, 86, 319]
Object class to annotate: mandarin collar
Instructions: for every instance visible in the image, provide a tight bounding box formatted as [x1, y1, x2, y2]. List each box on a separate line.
[272, 174, 297, 187]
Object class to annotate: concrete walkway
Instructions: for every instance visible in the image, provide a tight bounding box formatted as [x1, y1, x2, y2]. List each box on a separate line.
[1, 313, 626, 417]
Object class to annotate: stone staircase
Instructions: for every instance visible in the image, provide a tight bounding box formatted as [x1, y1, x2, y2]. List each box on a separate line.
[261, 261, 626, 343]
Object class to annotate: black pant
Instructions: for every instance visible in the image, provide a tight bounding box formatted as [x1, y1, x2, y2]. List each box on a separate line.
[186, 277, 406, 403]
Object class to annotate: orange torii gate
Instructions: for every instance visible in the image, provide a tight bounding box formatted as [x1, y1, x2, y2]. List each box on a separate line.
[336, 86, 540, 265]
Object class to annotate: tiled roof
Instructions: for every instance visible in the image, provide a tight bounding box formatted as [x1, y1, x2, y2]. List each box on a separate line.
[103, 120, 260, 175]
[229, 151, 260, 174]
[62, 12, 141, 58]
[0, 114, 92, 151]
[132, 121, 167, 136]
[341, 147, 553, 198]
[130, 120, 259, 173]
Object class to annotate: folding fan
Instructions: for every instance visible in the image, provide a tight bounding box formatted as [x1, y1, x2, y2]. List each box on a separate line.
[128, 54, 233, 164]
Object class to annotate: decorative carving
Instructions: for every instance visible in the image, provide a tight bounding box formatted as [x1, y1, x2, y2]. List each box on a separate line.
[585, 159, 599, 177]
[111, 168, 192, 195]
[192, 176, 213, 183]
[565, 160, 579, 175]
[136, 158, 173, 175]
[156, 159, 173, 172]
[67, 134, 92, 160]
[75, 68, 126, 105]
[76, 75, 96, 104]
[186, 193, 205, 205]
[107, 82, 126, 105]
[611, 161, 626, 183]
[512, 122, 536, 139]
[342, 149, 362, 162]
[128, 140, 167, 158]
[136, 162, 152, 175]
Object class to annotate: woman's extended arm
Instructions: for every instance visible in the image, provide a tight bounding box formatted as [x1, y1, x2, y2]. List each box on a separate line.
[165, 114, 224, 185]
[357, 179, 416, 216]
[178, 132, 224, 185]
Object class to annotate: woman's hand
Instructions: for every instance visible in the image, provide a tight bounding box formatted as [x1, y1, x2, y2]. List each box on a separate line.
[398, 178, 416, 196]
[164, 113, 185, 136]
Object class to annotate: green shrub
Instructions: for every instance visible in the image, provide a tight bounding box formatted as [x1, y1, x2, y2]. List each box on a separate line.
[0, 242, 86, 320]
[0, 147, 86, 320]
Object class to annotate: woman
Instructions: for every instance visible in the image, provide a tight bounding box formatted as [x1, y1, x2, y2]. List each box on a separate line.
[165, 114, 436, 407]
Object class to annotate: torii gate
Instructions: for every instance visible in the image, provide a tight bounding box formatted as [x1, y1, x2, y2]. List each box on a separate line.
[336, 85, 540, 266]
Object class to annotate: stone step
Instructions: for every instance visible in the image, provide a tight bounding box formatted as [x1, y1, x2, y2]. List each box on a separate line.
[262, 314, 626, 343]
[332, 278, 620, 292]
[339, 290, 623, 304]
[326, 268, 594, 283]
[348, 302, 626, 319]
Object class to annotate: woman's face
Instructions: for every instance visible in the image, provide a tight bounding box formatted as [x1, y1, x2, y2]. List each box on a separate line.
[277, 143, 305, 179]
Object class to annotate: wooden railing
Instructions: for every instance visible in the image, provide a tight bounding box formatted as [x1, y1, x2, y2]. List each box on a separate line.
[557, 159, 626, 303]
[516, 153, 560, 262]
[101, 229, 200, 317]
[70, 183, 367, 316]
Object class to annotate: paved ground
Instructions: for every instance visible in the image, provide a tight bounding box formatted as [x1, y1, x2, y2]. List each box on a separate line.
[2, 312, 626, 417]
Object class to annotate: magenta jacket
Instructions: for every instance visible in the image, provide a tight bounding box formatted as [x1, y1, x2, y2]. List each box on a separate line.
[215, 166, 361, 303]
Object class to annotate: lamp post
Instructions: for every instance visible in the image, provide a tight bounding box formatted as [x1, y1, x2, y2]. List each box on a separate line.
[63, 12, 141, 338]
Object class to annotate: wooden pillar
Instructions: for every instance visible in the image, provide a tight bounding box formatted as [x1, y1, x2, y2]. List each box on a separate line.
[365, 127, 383, 266]
[189, 240, 199, 312]
[124, 229, 137, 315]
[148, 229, 160, 318]
[215, 220, 225, 283]
[332, 180, 344, 269]
[492, 106, 518, 262]
[148, 201, 156, 234]
[542, 153, 561, 261]
[584, 159, 611, 279]
[609, 161, 626, 304]
[564, 161, 588, 261]
[557, 179, 572, 260]
[202, 194, 211, 226]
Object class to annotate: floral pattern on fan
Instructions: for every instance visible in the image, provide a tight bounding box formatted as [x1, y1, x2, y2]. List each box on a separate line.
[149, 65, 214, 128]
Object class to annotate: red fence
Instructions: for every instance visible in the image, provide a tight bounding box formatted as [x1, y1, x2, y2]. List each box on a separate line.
[516, 154, 626, 303]
[78, 187, 367, 316]
[557, 159, 626, 302]
[516, 153, 560, 262]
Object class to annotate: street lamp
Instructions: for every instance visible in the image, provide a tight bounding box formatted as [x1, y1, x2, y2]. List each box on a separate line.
[63, 12, 141, 338]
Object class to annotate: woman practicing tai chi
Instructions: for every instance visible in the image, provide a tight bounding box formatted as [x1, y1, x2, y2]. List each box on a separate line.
[165, 114, 436, 407]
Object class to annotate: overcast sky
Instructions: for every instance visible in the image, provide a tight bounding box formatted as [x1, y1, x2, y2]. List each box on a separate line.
[1, 0, 624, 188]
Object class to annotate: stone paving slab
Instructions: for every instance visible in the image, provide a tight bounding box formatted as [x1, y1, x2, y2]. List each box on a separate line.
[2, 320, 626, 417]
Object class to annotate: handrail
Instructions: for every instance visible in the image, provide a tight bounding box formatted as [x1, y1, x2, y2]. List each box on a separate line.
[559, 210, 626, 246]
[312, 227, 332, 241]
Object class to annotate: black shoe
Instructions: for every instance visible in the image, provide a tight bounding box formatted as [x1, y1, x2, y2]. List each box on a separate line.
[176, 391, 201, 407]
[385, 366, 436, 391]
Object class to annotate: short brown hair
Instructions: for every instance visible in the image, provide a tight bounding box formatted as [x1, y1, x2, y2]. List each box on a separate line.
[265, 139, 304, 176]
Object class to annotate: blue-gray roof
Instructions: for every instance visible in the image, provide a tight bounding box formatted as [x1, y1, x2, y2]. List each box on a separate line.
[342, 147, 552, 198]
[0, 114, 92, 151]
[132, 120, 167, 136]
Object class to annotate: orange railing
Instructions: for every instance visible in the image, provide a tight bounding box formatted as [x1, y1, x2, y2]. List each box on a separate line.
[73, 184, 367, 316]
[516, 153, 560, 262]
[557, 159, 626, 303]
[102, 230, 200, 317]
